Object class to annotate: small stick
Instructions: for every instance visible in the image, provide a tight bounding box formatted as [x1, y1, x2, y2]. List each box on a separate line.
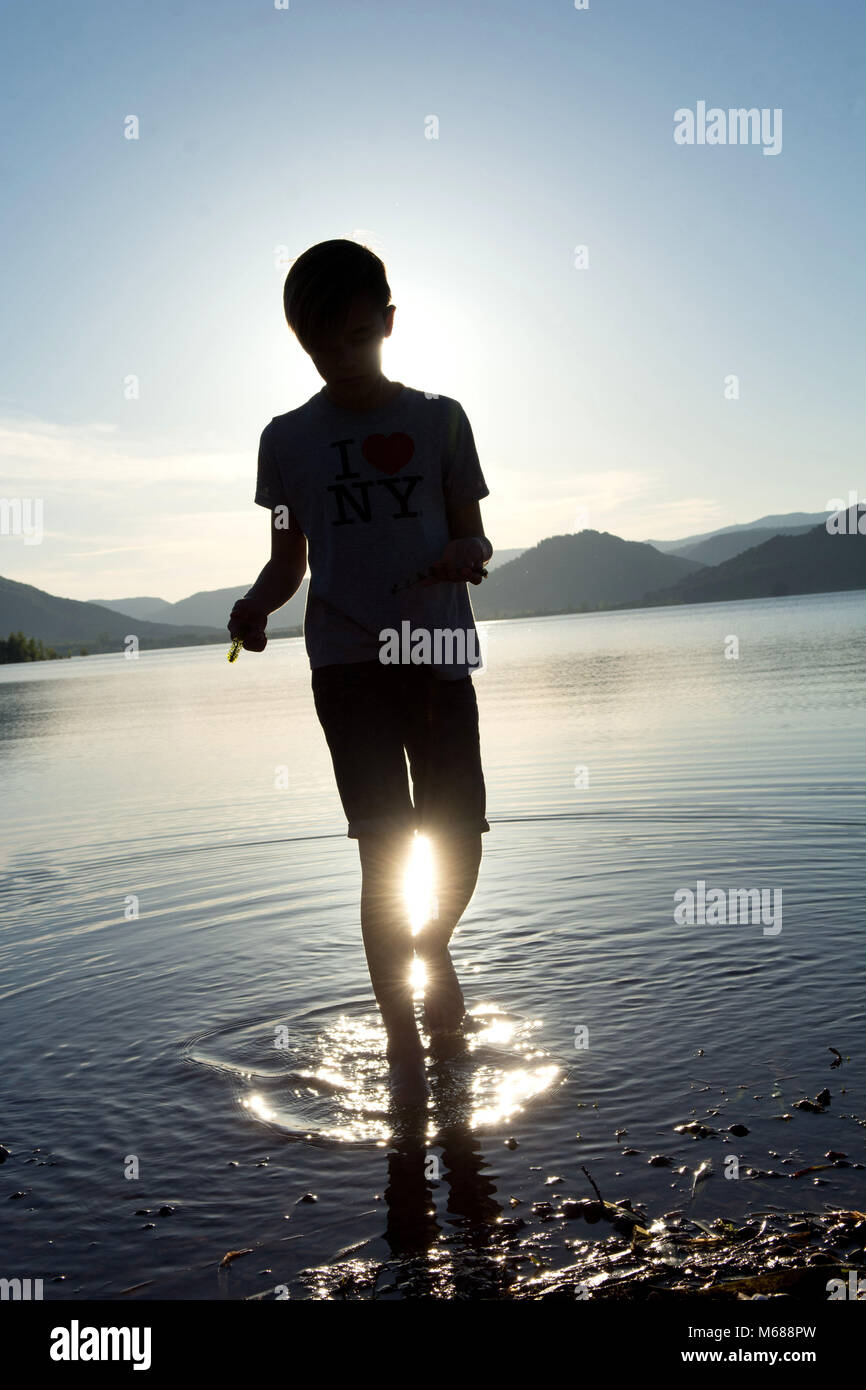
[581, 1165, 604, 1205]
[390, 566, 488, 595]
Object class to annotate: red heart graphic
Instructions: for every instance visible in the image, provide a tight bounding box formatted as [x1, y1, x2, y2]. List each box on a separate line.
[362, 432, 415, 475]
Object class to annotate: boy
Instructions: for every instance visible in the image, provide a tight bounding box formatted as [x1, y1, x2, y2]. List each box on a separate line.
[228, 239, 492, 1106]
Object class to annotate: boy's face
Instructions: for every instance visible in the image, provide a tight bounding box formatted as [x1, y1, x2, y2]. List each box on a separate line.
[306, 295, 395, 387]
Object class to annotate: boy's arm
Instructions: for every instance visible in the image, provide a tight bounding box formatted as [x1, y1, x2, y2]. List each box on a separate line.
[228, 509, 308, 650]
[422, 499, 492, 585]
[447, 498, 493, 563]
[429, 400, 492, 582]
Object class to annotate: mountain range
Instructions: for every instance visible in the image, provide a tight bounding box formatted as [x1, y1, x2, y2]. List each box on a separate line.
[644, 512, 826, 559]
[0, 576, 300, 658]
[468, 532, 702, 619]
[640, 512, 865, 607]
[2, 510, 860, 655]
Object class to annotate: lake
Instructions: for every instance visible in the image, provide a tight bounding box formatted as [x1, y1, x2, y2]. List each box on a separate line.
[1, 590, 864, 1298]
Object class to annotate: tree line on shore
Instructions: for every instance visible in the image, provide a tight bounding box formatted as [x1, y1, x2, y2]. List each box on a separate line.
[0, 630, 88, 663]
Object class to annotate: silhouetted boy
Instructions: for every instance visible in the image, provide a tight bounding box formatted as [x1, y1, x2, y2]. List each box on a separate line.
[228, 240, 492, 1104]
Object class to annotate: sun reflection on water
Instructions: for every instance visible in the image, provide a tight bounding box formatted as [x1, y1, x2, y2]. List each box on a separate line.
[229, 999, 560, 1143]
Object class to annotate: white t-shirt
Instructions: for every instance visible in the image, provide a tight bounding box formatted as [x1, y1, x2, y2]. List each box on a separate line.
[254, 384, 490, 679]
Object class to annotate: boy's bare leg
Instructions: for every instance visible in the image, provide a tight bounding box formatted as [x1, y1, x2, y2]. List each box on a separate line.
[357, 830, 422, 1058]
[413, 832, 483, 1032]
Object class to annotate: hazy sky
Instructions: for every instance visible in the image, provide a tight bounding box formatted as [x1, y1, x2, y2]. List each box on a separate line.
[1, 0, 863, 602]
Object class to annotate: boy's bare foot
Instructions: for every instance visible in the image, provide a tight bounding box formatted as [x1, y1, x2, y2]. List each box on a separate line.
[421, 947, 466, 1035]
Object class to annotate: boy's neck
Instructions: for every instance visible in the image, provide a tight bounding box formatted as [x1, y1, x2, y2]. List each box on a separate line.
[323, 372, 403, 413]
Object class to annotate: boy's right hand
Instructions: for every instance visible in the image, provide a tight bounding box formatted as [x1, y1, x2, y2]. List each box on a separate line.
[228, 597, 269, 652]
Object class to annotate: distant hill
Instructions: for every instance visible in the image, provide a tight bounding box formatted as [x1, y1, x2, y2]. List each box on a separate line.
[486, 547, 525, 572]
[0, 575, 301, 656]
[671, 525, 816, 566]
[647, 511, 827, 555]
[640, 509, 865, 607]
[470, 531, 704, 619]
[0, 576, 223, 652]
[85, 596, 174, 621]
[159, 582, 307, 629]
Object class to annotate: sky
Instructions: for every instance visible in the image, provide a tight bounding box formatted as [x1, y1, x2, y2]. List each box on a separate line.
[1, 0, 863, 603]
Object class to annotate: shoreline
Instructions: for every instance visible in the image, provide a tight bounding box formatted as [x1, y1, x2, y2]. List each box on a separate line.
[277, 1200, 866, 1302]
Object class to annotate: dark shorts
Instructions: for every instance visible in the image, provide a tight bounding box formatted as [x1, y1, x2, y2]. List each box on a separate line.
[311, 659, 490, 839]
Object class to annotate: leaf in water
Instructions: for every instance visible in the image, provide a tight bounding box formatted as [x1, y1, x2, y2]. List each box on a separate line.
[219, 1248, 254, 1268]
[691, 1159, 713, 1199]
[688, 1217, 720, 1238]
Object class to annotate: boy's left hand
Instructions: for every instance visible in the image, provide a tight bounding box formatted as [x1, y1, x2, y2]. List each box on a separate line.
[421, 537, 488, 585]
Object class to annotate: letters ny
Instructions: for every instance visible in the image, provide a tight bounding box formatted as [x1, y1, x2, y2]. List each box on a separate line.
[326, 435, 423, 526]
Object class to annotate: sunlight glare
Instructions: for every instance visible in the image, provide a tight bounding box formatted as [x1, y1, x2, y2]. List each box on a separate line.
[403, 832, 434, 933]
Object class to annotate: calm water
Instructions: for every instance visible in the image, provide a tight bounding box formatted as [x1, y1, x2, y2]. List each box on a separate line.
[1, 592, 865, 1298]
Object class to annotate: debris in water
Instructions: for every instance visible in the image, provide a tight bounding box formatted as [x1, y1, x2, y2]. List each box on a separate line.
[690, 1159, 713, 1200]
[675, 1121, 716, 1139]
[219, 1249, 253, 1268]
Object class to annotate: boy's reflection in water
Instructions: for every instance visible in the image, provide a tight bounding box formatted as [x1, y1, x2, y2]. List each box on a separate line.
[379, 1065, 509, 1297]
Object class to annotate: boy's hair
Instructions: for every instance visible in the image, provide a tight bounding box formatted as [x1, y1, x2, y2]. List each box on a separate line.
[283, 239, 392, 354]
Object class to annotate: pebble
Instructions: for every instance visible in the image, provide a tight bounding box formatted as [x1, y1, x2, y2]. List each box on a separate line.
[675, 1121, 716, 1138]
